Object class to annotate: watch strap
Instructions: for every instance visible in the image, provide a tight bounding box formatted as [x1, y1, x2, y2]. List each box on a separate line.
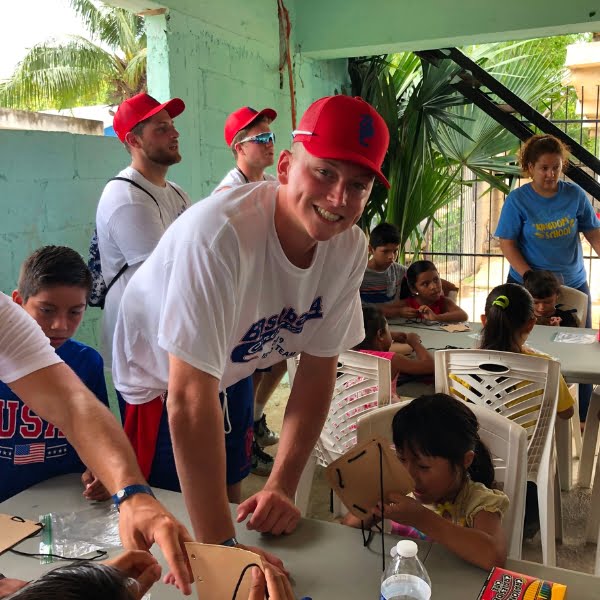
[220, 536, 239, 547]
[112, 484, 155, 510]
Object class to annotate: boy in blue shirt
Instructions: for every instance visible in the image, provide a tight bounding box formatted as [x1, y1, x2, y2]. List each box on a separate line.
[0, 246, 110, 502]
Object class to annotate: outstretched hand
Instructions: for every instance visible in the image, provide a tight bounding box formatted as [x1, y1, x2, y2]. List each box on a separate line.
[118, 494, 194, 595]
[237, 488, 300, 535]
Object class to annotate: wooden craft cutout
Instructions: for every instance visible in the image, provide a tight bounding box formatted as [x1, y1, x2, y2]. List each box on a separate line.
[440, 323, 471, 333]
[0, 513, 42, 555]
[325, 436, 414, 519]
[185, 542, 264, 600]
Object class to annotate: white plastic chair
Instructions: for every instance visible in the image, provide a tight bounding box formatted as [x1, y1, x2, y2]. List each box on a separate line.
[558, 284, 588, 329]
[556, 284, 588, 470]
[579, 386, 600, 487]
[288, 350, 392, 517]
[356, 400, 528, 559]
[434, 349, 562, 566]
[583, 388, 600, 575]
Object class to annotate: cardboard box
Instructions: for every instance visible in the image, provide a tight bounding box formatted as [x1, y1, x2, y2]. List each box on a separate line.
[477, 566, 567, 600]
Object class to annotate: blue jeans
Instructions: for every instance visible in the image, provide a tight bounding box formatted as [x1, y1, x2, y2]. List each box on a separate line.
[506, 275, 593, 420]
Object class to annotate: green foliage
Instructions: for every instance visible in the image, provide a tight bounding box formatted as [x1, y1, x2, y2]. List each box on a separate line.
[0, 0, 146, 111]
[351, 37, 580, 260]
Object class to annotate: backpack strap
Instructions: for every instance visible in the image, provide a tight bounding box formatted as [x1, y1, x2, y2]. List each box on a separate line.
[109, 176, 162, 220]
[105, 261, 130, 298]
[101, 177, 162, 296]
[102, 177, 186, 297]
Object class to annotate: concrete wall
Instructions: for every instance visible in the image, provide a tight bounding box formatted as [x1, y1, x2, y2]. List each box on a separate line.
[0, 131, 125, 348]
[142, 1, 349, 199]
[0, 108, 103, 135]
[0, 0, 349, 357]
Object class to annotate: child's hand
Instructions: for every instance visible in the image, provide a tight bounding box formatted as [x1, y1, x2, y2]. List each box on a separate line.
[82, 469, 111, 501]
[549, 316, 562, 326]
[419, 306, 437, 321]
[405, 333, 423, 348]
[374, 493, 425, 525]
[392, 331, 408, 344]
[104, 550, 162, 599]
[398, 306, 420, 319]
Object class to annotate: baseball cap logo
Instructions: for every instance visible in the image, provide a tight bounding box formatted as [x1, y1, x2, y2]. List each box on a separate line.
[359, 114, 375, 147]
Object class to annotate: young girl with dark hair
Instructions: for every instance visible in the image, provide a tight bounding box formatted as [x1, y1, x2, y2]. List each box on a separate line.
[354, 307, 434, 392]
[343, 394, 508, 570]
[479, 283, 574, 421]
[398, 261, 468, 322]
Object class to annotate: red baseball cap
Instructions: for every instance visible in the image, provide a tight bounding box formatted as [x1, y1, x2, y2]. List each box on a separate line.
[224, 106, 277, 146]
[292, 96, 390, 188]
[113, 93, 185, 142]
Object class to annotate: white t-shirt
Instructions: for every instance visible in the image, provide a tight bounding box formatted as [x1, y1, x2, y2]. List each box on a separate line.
[0, 293, 62, 383]
[96, 166, 191, 364]
[113, 180, 367, 405]
[214, 168, 277, 194]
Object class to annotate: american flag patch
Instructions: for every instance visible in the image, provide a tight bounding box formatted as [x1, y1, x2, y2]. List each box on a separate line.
[14, 443, 46, 464]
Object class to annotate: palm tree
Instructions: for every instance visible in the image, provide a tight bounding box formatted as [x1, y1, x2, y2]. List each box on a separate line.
[0, 0, 146, 111]
[350, 42, 563, 260]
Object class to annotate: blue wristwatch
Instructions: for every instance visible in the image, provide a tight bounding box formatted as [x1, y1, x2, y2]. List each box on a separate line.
[112, 484, 155, 511]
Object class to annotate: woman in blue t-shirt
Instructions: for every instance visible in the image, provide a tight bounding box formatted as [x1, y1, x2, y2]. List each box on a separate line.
[496, 134, 600, 324]
[495, 134, 600, 422]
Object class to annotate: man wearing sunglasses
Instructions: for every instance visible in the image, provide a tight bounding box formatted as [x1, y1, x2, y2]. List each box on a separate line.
[214, 107, 284, 481]
[112, 95, 390, 576]
[214, 106, 278, 193]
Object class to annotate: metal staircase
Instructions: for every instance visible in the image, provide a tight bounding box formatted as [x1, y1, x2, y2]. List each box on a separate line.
[415, 47, 600, 200]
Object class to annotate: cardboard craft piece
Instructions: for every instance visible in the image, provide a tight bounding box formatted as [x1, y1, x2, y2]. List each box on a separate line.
[325, 436, 414, 519]
[0, 513, 42, 555]
[440, 323, 471, 333]
[185, 542, 264, 600]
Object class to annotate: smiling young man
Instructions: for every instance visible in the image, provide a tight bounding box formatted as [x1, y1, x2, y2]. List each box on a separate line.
[112, 96, 390, 564]
[95, 93, 191, 369]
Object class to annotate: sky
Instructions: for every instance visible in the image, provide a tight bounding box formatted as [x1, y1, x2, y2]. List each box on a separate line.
[0, 0, 86, 80]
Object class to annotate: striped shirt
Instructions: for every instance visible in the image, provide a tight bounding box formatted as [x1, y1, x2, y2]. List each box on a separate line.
[360, 262, 407, 306]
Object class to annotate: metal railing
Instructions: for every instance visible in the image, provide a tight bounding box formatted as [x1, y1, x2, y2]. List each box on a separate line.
[422, 84, 600, 327]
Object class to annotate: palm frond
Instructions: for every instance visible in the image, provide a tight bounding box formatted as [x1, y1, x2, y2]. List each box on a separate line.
[0, 37, 114, 110]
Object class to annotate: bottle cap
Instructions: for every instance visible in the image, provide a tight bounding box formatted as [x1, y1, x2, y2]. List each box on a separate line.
[395, 540, 419, 558]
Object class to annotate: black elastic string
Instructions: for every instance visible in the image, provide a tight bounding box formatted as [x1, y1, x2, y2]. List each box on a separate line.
[348, 450, 367, 463]
[9, 548, 107, 562]
[231, 562, 264, 599]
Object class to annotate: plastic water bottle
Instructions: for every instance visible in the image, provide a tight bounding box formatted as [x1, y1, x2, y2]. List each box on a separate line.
[380, 540, 431, 600]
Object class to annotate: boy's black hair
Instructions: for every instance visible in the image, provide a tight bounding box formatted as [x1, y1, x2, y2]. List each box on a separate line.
[354, 306, 387, 351]
[392, 393, 495, 487]
[18, 246, 93, 302]
[369, 222, 400, 249]
[399, 260, 437, 299]
[480, 283, 534, 353]
[522, 270, 561, 299]
[6, 563, 136, 600]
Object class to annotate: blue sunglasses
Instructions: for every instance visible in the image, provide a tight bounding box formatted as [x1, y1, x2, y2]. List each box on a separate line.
[238, 131, 276, 145]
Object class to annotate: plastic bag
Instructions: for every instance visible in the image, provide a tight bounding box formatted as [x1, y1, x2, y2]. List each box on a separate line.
[39, 503, 120, 564]
[552, 331, 597, 344]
